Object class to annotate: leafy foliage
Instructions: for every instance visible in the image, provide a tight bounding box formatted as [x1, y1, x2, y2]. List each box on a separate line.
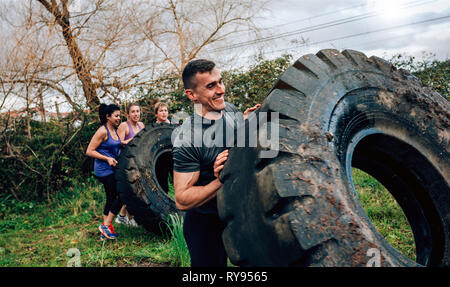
[0, 111, 98, 201]
[390, 53, 449, 100]
[137, 74, 190, 123]
[223, 55, 293, 111]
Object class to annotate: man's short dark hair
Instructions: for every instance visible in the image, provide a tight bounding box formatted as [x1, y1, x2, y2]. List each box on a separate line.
[182, 59, 216, 90]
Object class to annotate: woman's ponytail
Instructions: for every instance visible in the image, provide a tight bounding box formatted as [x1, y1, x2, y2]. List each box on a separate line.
[99, 103, 108, 125]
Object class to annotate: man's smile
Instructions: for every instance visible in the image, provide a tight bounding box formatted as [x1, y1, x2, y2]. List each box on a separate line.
[213, 95, 224, 103]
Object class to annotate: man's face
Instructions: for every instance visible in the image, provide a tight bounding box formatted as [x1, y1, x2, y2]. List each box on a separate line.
[186, 68, 226, 115]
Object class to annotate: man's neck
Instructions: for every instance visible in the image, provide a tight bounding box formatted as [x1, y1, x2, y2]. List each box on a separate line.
[194, 105, 223, 120]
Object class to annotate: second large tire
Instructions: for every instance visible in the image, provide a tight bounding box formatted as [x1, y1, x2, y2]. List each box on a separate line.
[116, 123, 182, 234]
[218, 49, 450, 266]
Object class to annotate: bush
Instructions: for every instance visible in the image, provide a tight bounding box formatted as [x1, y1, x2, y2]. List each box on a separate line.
[223, 55, 293, 110]
[0, 111, 99, 201]
[390, 53, 449, 100]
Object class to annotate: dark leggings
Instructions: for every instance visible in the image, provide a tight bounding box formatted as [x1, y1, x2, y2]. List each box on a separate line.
[183, 210, 227, 267]
[97, 173, 122, 216]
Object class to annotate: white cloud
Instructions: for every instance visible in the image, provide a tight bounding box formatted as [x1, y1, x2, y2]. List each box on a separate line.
[252, 0, 450, 61]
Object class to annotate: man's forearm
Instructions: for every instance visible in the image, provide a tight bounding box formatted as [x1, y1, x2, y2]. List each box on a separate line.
[175, 178, 222, 211]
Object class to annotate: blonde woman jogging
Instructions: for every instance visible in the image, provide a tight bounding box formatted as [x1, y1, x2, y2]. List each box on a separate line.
[116, 103, 145, 227]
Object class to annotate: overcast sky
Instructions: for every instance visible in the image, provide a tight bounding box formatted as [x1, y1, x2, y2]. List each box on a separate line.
[214, 0, 450, 65]
[1, 0, 449, 112]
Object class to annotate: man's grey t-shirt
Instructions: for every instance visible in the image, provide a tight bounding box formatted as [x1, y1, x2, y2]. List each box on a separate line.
[172, 102, 242, 214]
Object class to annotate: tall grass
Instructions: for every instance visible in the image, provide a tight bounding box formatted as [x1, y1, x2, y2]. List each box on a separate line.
[166, 214, 190, 267]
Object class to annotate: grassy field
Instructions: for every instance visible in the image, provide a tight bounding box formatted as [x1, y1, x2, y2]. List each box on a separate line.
[0, 170, 416, 266]
[352, 168, 416, 261]
[0, 177, 180, 267]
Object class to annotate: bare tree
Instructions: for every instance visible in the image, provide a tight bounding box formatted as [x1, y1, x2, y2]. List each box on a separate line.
[35, 0, 103, 108]
[1, 1, 83, 114]
[130, 0, 270, 82]
[0, 0, 160, 112]
[1, 0, 270, 113]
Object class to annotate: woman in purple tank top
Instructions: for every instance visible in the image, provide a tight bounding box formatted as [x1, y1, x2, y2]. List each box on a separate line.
[86, 104, 122, 240]
[118, 103, 145, 145]
[116, 103, 145, 226]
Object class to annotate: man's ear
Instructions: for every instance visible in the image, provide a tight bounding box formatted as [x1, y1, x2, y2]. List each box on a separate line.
[185, 89, 196, 101]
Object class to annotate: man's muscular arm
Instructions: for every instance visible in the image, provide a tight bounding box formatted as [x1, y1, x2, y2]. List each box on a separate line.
[174, 171, 222, 211]
[173, 149, 228, 211]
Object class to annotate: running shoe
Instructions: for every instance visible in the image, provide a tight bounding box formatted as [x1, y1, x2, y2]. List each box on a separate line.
[108, 224, 121, 238]
[98, 224, 118, 239]
[115, 215, 128, 225]
[127, 218, 139, 227]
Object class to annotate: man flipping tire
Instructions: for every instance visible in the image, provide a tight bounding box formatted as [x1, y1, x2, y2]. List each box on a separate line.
[172, 59, 259, 267]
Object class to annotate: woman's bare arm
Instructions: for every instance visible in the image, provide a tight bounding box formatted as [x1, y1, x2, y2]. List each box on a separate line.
[117, 122, 132, 145]
[86, 127, 117, 167]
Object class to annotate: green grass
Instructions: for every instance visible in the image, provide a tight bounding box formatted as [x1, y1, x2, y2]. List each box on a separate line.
[0, 177, 179, 267]
[0, 170, 418, 266]
[166, 214, 190, 267]
[167, 174, 175, 199]
[352, 168, 416, 261]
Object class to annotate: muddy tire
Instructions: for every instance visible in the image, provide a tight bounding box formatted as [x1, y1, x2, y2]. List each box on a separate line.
[116, 123, 182, 234]
[218, 49, 450, 266]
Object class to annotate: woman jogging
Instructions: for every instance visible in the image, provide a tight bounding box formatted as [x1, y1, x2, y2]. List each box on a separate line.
[86, 103, 122, 240]
[116, 103, 145, 227]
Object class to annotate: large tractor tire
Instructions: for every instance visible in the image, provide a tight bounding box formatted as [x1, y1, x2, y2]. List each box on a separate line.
[116, 123, 182, 234]
[218, 49, 450, 266]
